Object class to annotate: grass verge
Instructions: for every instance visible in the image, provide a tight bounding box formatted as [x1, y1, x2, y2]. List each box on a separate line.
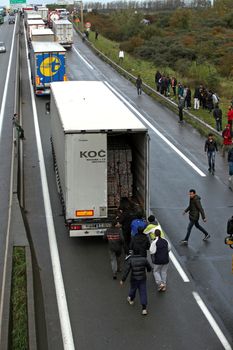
[75, 25, 230, 139]
[10, 246, 28, 350]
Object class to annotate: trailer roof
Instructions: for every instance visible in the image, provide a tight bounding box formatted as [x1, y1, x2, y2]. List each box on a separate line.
[53, 19, 72, 25]
[51, 81, 147, 133]
[27, 14, 42, 19]
[32, 41, 66, 52]
[27, 19, 45, 25]
[31, 28, 54, 35]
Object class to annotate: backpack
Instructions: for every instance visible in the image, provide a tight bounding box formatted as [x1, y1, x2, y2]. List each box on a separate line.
[227, 217, 233, 235]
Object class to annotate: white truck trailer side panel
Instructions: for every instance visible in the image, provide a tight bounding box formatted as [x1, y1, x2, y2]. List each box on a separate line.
[66, 133, 107, 219]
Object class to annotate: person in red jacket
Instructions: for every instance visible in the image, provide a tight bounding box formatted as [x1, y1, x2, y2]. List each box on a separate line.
[222, 124, 232, 157]
[227, 106, 233, 132]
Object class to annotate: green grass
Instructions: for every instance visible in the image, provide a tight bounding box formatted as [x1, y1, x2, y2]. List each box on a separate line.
[10, 247, 28, 350]
[75, 26, 230, 135]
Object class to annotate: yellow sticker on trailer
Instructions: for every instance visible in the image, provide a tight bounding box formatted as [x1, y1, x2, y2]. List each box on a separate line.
[76, 210, 94, 217]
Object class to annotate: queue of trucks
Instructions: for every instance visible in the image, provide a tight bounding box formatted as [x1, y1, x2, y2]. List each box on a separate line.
[24, 6, 72, 95]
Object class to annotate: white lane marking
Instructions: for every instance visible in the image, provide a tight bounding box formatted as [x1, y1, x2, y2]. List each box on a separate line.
[24, 26, 75, 350]
[193, 292, 232, 350]
[0, 15, 17, 137]
[0, 15, 18, 341]
[105, 81, 206, 177]
[73, 46, 94, 70]
[169, 251, 190, 282]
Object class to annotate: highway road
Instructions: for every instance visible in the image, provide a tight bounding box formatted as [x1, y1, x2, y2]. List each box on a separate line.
[18, 20, 233, 350]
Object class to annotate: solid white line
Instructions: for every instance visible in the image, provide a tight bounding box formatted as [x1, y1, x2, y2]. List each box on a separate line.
[0, 15, 18, 342]
[73, 46, 94, 70]
[105, 81, 206, 177]
[0, 15, 17, 138]
[169, 251, 190, 282]
[24, 26, 75, 350]
[193, 292, 232, 350]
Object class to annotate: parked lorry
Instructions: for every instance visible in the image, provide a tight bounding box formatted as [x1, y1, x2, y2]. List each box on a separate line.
[52, 19, 73, 48]
[50, 81, 149, 237]
[27, 19, 45, 40]
[37, 6, 48, 23]
[30, 42, 67, 95]
[31, 28, 54, 42]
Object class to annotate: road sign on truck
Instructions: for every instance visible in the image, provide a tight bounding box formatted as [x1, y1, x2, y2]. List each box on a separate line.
[50, 81, 149, 237]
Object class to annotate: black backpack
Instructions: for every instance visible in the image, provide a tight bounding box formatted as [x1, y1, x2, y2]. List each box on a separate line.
[227, 217, 233, 235]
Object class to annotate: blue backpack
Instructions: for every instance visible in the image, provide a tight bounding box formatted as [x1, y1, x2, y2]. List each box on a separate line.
[131, 218, 147, 237]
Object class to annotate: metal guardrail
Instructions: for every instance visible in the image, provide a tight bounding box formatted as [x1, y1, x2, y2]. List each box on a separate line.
[74, 25, 222, 139]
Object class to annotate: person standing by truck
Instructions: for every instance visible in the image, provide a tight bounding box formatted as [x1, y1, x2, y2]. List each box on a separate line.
[103, 220, 124, 279]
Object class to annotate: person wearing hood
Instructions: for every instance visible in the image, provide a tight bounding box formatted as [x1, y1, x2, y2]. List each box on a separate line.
[180, 189, 210, 245]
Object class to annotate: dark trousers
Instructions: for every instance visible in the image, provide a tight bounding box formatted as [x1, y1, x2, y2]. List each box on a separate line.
[178, 107, 183, 122]
[184, 219, 209, 241]
[215, 119, 222, 131]
[137, 87, 142, 95]
[129, 279, 147, 307]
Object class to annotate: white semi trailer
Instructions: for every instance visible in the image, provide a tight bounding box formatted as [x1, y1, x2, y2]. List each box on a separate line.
[50, 81, 149, 237]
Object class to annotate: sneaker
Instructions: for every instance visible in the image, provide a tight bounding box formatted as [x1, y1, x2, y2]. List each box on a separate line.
[142, 309, 148, 315]
[180, 240, 188, 245]
[203, 234, 210, 241]
[157, 284, 163, 291]
[229, 176, 232, 181]
[113, 274, 117, 280]
[127, 297, 134, 305]
[161, 284, 166, 292]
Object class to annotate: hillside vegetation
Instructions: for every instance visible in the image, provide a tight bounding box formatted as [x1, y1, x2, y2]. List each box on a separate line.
[84, 0, 233, 99]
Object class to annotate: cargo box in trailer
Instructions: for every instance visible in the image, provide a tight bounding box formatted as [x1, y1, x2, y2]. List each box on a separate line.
[50, 81, 149, 237]
[27, 19, 45, 39]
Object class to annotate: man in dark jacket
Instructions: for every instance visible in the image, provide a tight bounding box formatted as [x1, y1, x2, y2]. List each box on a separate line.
[120, 250, 151, 315]
[130, 227, 150, 257]
[150, 229, 171, 291]
[204, 133, 218, 174]
[180, 189, 210, 245]
[136, 75, 142, 95]
[213, 104, 222, 131]
[104, 220, 124, 279]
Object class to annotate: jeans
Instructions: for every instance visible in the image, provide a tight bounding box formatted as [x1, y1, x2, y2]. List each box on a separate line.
[215, 119, 222, 131]
[184, 219, 209, 241]
[207, 151, 215, 170]
[128, 279, 147, 307]
[109, 250, 121, 275]
[137, 87, 142, 95]
[153, 264, 169, 286]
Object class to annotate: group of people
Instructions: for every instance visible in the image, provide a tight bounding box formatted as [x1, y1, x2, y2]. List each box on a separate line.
[103, 202, 170, 316]
[103, 186, 213, 315]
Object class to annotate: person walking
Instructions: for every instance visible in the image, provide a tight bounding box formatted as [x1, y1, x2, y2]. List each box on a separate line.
[143, 215, 165, 240]
[204, 133, 218, 174]
[222, 124, 232, 157]
[103, 220, 124, 279]
[213, 104, 222, 131]
[120, 249, 152, 315]
[227, 147, 233, 182]
[136, 75, 142, 95]
[130, 227, 150, 257]
[117, 200, 136, 255]
[149, 229, 170, 292]
[95, 30, 99, 40]
[178, 96, 184, 123]
[180, 189, 210, 245]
